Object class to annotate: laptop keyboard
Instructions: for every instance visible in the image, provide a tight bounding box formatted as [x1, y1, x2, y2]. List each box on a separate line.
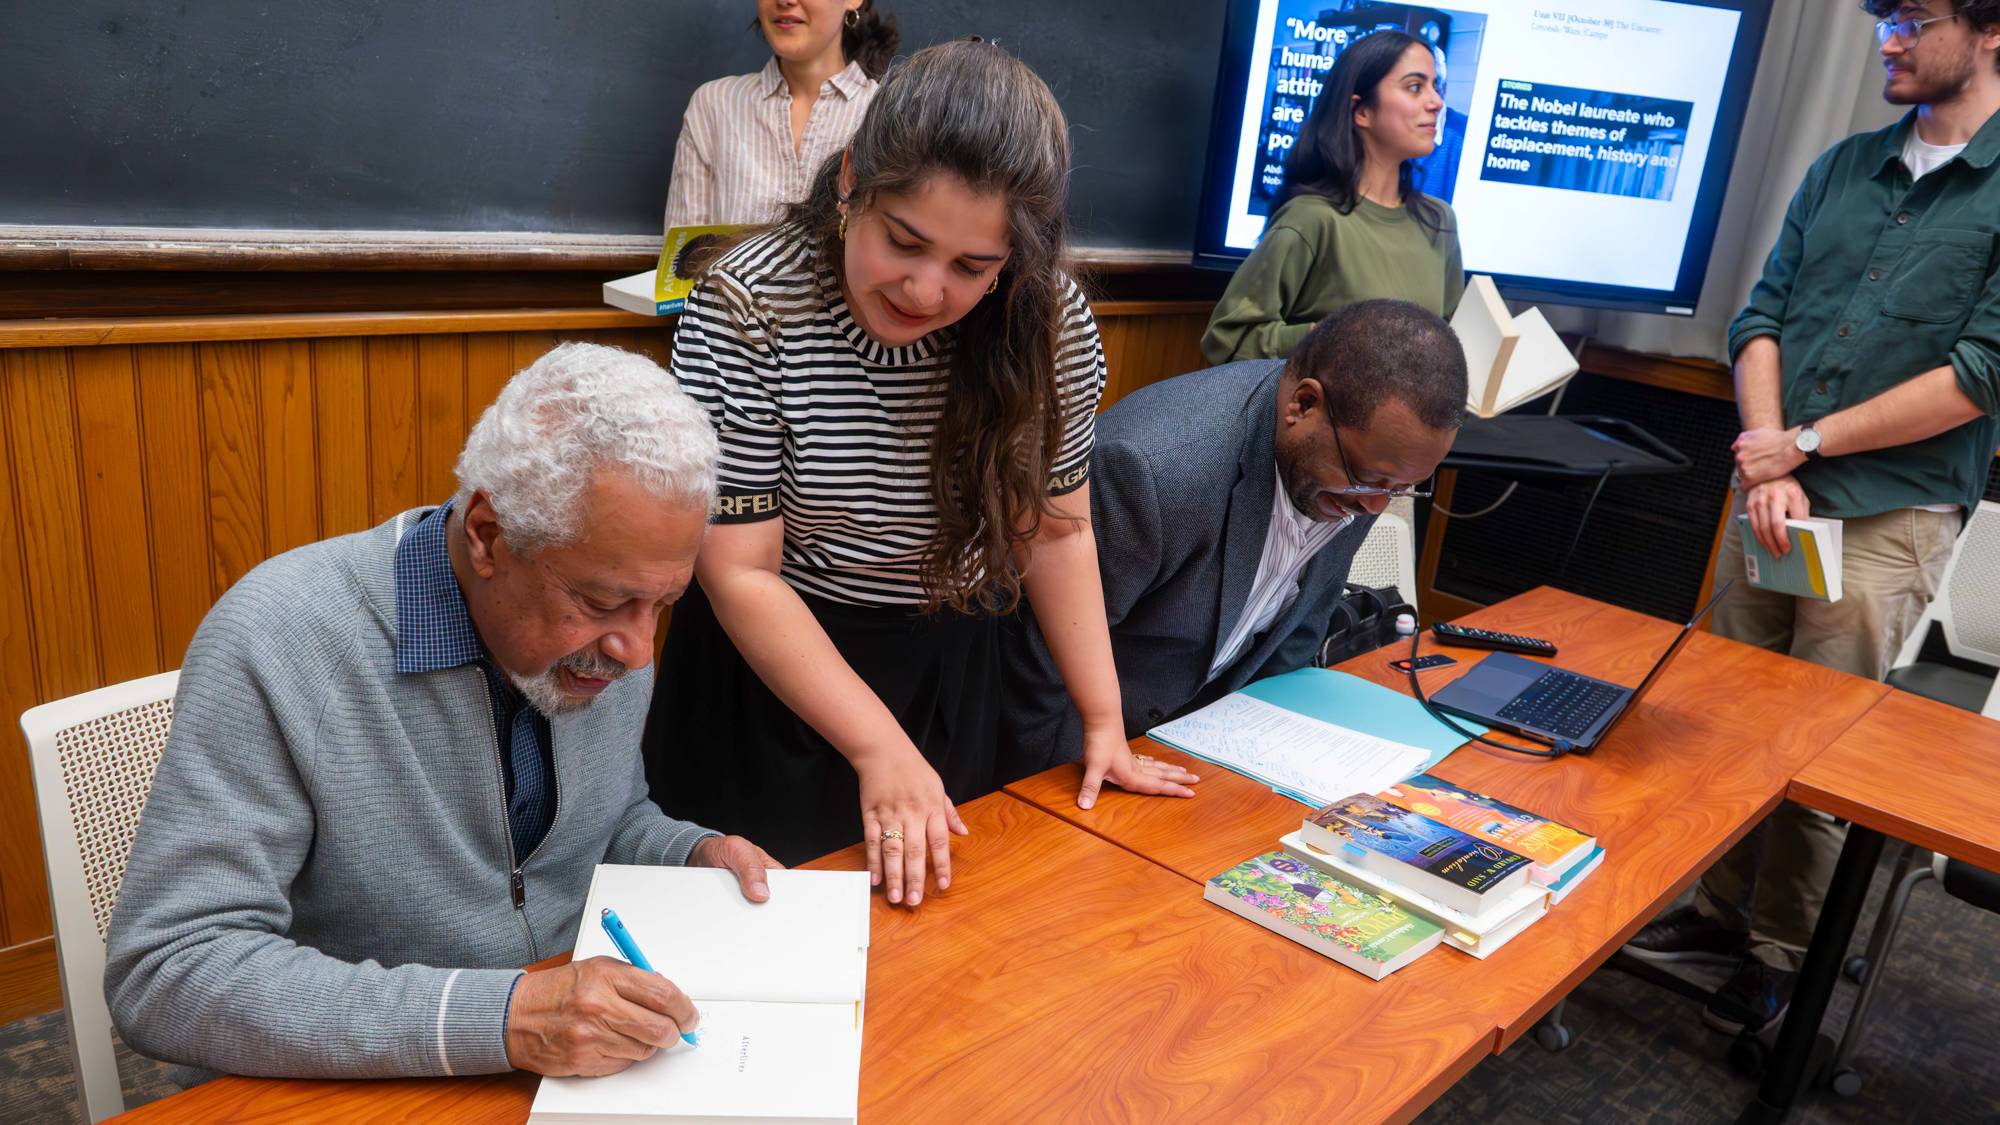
[1496, 669, 1625, 739]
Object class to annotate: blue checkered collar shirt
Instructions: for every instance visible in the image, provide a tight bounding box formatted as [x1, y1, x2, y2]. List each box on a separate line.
[392, 501, 556, 868]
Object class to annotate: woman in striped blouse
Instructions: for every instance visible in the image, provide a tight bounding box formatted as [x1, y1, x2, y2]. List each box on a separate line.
[645, 40, 1199, 907]
[663, 0, 898, 229]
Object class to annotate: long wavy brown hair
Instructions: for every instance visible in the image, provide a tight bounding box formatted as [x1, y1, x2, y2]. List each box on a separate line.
[773, 39, 1077, 615]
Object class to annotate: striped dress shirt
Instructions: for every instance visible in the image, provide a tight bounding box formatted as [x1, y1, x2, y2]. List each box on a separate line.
[1207, 468, 1352, 681]
[664, 57, 877, 230]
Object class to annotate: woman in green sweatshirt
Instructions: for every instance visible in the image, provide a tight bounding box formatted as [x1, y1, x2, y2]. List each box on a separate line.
[1202, 31, 1465, 365]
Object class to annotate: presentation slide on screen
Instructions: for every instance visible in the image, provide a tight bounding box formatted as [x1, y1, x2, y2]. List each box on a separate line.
[1220, 0, 1742, 294]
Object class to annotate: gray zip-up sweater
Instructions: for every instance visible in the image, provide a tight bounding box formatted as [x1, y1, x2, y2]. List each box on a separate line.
[104, 509, 716, 1079]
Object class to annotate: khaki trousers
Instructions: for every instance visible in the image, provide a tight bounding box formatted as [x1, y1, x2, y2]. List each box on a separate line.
[1693, 496, 1960, 970]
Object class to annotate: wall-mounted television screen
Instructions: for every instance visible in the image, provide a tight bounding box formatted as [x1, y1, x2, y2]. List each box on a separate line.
[1194, 0, 1774, 314]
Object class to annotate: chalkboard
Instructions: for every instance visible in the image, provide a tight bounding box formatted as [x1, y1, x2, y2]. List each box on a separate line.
[1, 1, 1224, 253]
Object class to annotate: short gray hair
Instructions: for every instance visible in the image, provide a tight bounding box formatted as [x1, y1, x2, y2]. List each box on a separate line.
[454, 342, 718, 553]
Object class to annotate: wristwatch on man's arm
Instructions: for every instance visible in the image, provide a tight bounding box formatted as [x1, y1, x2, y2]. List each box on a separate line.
[1794, 422, 1823, 462]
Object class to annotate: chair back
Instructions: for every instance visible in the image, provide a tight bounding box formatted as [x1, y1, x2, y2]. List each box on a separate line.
[1887, 501, 2000, 718]
[21, 671, 180, 1123]
[1348, 510, 1419, 613]
[1936, 502, 2000, 668]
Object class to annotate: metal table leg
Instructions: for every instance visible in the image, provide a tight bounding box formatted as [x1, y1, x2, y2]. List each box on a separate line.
[1735, 824, 1886, 1124]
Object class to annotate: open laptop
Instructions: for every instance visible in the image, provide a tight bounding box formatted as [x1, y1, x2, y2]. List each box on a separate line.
[1430, 580, 1736, 753]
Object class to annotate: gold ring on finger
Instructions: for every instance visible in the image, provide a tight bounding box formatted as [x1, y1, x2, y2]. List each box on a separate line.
[881, 828, 904, 842]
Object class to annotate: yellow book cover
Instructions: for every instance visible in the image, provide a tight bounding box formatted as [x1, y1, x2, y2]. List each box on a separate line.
[655, 225, 746, 307]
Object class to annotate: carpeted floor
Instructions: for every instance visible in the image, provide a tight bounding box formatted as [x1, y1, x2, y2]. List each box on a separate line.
[4, 846, 1996, 1124]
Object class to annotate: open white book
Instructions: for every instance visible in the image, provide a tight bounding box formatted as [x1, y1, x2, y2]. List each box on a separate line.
[1451, 274, 1581, 418]
[526, 864, 870, 1125]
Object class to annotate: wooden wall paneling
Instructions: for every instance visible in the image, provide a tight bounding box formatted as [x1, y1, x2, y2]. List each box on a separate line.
[70, 346, 164, 683]
[1136, 315, 1176, 396]
[312, 339, 371, 538]
[1097, 315, 1134, 410]
[365, 337, 421, 523]
[256, 340, 321, 556]
[416, 335, 467, 505]
[571, 327, 663, 369]
[465, 333, 516, 424]
[0, 368, 47, 947]
[2, 349, 102, 701]
[134, 344, 213, 666]
[196, 342, 268, 596]
[509, 331, 559, 380]
[0, 309, 655, 350]
[620, 324, 677, 369]
[0, 348, 97, 944]
[1170, 313, 1208, 375]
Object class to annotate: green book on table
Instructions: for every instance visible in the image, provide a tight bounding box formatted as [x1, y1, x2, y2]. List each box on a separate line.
[1204, 851, 1444, 980]
[1736, 514, 1843, 601]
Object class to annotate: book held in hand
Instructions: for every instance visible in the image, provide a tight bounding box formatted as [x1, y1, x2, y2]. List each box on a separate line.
[1204, 851, 1444, 980]
[1376, 773, 1596, 883]
[526, 864, 869, 1125]
[1736, 514, 1843, 601]
[1301, 793, 1535, 917]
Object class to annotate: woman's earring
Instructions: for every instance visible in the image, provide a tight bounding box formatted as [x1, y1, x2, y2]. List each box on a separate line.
[986, 277, 999, 295]
[838, 212, 847, 241]
[844, 8, 860, 28]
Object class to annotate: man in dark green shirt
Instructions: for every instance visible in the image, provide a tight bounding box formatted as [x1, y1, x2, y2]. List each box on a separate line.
[1629, 0, 2000, 1034]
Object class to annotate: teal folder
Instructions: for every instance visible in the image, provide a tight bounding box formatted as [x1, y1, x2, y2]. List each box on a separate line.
[1235, 667, 1484, 777]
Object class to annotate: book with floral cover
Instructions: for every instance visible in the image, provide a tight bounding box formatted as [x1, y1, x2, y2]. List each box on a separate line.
[1203, 851, 1444, 980]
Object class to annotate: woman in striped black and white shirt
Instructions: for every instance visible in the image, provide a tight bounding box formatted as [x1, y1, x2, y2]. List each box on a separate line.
[645, 41, 1198, 907]
[662, 0, 897, 230]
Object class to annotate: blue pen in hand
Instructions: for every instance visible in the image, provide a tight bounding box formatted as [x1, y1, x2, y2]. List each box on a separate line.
[600, 907, 701, 1047]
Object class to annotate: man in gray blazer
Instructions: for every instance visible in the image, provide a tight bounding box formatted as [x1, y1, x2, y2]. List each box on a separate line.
[1005, 300, 1467, 797]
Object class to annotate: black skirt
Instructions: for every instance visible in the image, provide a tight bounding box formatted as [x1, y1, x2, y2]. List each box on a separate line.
[643, 580, 1004, 866]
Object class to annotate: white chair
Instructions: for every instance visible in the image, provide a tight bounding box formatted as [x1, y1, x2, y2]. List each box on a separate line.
[1347, 507, 1419, 613]
[21, 671, 179, 1123]
[1887, 499, 2000, 718]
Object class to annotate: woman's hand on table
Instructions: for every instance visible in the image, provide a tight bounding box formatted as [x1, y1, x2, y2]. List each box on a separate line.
[1076, 727, 1199, 810]
[857, 748, 967, 908]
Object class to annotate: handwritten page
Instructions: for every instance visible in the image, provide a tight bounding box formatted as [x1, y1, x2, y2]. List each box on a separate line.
[1149, 693, 1427, 807]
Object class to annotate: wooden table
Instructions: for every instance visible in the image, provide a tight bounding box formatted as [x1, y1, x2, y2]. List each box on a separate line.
[110, 792, 1493, 1124]
[1743, 690, 2000, 1122]
[1008, 588, 1888, 1053]
[102, 587, 1896, 1125]
[1788, 689, 2000, 872]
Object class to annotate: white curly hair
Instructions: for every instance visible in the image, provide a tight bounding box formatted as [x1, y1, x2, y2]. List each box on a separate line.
[454, 342, 718, 553]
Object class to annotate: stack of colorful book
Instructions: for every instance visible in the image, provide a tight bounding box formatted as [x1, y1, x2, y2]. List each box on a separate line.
[1203, 774, 1603, 977]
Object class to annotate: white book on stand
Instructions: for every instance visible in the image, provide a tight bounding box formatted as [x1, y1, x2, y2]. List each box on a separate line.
[1452, 275, 1581, 418]
[526, 865, 870, 1125]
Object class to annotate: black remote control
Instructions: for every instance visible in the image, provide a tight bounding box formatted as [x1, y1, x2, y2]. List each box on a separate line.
[1430, 621, 1558, 657]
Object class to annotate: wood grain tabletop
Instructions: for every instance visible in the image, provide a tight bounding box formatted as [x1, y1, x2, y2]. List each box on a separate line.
[1789, 688, 2000, 873]
[111, 792, 1492, 1124]
[1006, 588, 1889, 1050]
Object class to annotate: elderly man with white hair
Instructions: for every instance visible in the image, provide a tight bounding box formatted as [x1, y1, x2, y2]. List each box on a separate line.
[105, 343, 778, 1084]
